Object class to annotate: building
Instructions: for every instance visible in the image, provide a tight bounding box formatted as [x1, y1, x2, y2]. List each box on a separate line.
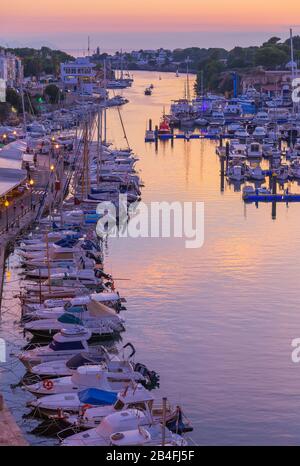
[0, 51, 23, 88]
[240, 68, 295, 96]
[60, 57, 96, 95]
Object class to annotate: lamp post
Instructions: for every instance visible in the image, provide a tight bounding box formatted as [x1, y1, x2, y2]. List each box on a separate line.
[4, 199, 9, 232]
[29, 178, 34, 210]
[49, 164, 55, 219]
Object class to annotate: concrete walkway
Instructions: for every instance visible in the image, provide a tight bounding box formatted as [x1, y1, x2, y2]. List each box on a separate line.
[0, 395, 28, 446]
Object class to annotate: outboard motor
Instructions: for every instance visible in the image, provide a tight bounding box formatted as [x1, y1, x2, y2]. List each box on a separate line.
[134, 362, 160, 391]
[166, 406, 194, 435]
[94, 269, 111, 281]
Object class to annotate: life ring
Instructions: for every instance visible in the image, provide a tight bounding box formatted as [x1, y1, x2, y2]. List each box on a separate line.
[43, 379, 54, 391]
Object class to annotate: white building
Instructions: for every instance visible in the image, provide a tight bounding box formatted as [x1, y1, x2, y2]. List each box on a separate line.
[0, 51, 23, 87]
[60, 57, 96, 95]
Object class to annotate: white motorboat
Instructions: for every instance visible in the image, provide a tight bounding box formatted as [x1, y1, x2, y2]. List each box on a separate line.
[109, 427, 188, 446]
[227, 164, 246, 182]
[253, 112, 270, 126]
[63, 384, 190, 433]
[252, 126, 267, 139]
[247, 164, 265, 181]
[24, 300, 125, 339]
[30, 351, 111, 378]
[23, 292, 122, 315]
[247, 142, 263, 158]
[210, 111, 225, 127]
[24, 363, 144, 396]
[18, 328, 100, 370]
[61, 413, 187, 446]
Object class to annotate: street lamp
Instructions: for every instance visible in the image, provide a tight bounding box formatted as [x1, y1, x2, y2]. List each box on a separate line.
[4, 199, 9, 232]
[29, 179, 34, 209]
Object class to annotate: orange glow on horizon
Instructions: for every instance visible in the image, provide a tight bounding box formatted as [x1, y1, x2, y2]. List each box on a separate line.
[1, 0, 300, 35]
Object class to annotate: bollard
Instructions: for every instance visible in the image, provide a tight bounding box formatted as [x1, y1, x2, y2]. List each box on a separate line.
[272, 174, 277, 195]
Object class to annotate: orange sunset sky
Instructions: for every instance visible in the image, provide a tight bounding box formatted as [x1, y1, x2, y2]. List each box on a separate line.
[1, 0, 299, 51]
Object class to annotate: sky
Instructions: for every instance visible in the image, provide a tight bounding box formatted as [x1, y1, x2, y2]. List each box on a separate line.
[0, 0, 299, 53]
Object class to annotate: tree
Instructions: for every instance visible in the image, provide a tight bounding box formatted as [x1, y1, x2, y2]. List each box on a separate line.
[255, 46, 288, 68]
[263, 37, 281, 46]
[0, 103, 10, 123]
[44, 84, 61, 104]
[6, 88, 22, 111]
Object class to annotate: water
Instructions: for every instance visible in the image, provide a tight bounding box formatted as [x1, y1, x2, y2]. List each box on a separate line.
[104, 71, 300, 445]
[1, 70, 300, 445]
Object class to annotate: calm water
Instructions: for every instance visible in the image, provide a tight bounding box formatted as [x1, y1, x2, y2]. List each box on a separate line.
[1, 71, 300, 445]
[105, 71, 300, 446]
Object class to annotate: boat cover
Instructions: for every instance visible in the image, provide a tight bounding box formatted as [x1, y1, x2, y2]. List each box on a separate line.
[87, 301, 116, 318]
[66, 352, 106, 370]
[58, 313, 83, 325]
[78, 388, 117, 405]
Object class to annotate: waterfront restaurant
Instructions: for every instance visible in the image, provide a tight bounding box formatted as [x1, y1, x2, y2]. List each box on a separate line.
[0, 140, 28, 219]
[60, 57, 96, 95]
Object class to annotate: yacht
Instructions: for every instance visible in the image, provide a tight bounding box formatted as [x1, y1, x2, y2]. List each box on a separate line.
[247, 142, 263, 159]
[252, 126, 267, 139]
[253, 112, 270, 126]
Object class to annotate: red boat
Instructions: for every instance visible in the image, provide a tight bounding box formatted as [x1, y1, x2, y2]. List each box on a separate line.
[158, 117, 173, 139]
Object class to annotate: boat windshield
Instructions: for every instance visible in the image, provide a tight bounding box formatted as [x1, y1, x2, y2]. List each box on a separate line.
[114, 399, 125, 411]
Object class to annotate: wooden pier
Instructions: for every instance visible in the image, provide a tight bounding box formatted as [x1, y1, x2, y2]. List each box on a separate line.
[0, 394, 28, 446]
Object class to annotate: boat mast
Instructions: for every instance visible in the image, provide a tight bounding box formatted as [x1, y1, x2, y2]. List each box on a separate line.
[103, 59, 107, 145]
[20, 81, 27, 136]
[120, 49, 124, 81]
[161, 397, 167, 446]
[186, 56, 191, 102]
[96, 107, 102, 186]
[290, 28, 296, 113]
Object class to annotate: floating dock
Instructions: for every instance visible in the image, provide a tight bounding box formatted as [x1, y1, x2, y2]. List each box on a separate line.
[243, 193, 300, 203]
